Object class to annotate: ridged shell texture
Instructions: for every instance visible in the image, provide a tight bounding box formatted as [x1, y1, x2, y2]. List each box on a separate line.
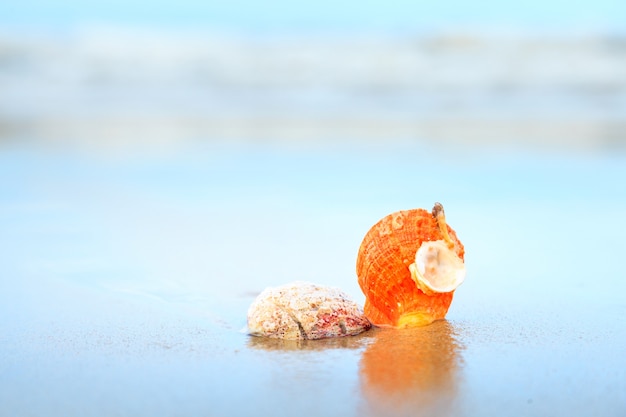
[356, 208, 465, 328]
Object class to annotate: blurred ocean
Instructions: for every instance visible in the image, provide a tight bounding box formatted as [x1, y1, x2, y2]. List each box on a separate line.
[1, 0, 626, 151]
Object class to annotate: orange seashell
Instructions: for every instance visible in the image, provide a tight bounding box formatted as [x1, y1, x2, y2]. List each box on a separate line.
[356, 203, 465, 328]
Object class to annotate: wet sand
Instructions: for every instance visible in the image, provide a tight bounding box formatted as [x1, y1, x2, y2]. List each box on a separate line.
[1, 143, 625, 416]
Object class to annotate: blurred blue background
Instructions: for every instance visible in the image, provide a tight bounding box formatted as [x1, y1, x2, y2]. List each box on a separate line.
[1, 0, 626, 151]
[2, 0, 626, 31]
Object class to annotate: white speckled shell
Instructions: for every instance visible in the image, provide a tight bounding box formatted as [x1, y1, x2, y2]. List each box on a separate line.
[247, 281, 371, 340]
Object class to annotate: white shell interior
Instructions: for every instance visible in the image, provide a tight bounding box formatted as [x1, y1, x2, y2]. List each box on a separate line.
[409, 240, 466, 293]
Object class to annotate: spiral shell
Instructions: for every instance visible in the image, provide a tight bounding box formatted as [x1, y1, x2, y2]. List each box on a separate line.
[356, 204, 465, 328]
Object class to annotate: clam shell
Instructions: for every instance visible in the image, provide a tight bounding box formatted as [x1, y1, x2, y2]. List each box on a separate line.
[247, 281, 372, 340]
[356, 208, 465, 328]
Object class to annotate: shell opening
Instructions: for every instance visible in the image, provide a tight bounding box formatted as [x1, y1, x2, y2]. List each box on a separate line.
[409, 240, 466, 294]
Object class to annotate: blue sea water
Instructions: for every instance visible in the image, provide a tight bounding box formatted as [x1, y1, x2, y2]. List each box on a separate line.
[1, 0, 626, 33]
[2, 0, 626, 153]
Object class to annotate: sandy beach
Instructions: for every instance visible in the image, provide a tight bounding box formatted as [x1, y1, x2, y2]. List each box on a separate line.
[1, 140, 625, 416]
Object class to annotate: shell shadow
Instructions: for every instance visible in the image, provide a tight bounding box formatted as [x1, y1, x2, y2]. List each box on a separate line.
[359, 320, 464, 416]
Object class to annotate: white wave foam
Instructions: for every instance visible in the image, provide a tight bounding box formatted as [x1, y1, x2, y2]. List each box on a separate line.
[1, 27, 625, 149]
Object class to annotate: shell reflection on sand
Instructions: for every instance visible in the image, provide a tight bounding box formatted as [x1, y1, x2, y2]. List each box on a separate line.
[247, 331, 370, 352]
[359, 320, 463, 416]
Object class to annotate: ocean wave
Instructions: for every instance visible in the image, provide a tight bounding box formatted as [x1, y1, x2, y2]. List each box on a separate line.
[1, 27, 625, 149]
[2, 28, 625, 88]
